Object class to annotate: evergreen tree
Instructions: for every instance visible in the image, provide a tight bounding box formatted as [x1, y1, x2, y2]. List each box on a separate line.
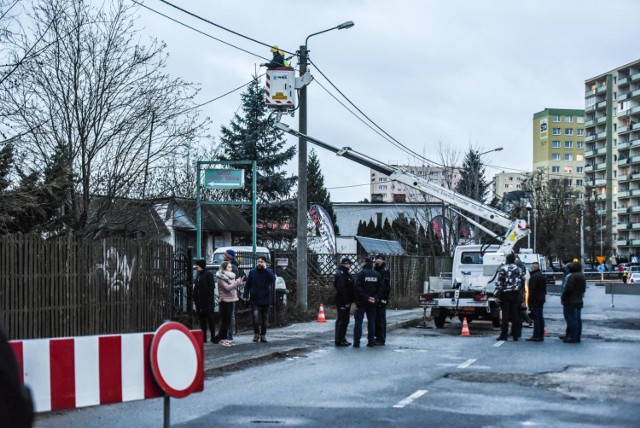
[356, 220, 367, 236]
[455, 148, 490, 202]
[217, 76, 297, 246]
[382, 217, 392, 240]
[307, 148, 339, 235]
[366, 218, 376, 237]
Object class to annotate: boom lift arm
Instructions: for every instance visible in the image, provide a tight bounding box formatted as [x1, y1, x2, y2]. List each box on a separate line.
[274, 122, 529, 254]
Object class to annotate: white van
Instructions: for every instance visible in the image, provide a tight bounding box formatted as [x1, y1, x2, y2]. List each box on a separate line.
[207, 246, 287, 309]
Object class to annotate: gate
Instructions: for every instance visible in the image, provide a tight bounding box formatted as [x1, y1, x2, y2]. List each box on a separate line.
[172, 248, 194, 326]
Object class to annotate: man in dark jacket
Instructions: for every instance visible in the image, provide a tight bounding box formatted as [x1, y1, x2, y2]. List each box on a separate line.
[373, 254, 391, 346]
[194, 259, 216, 343]
[334, 257, 355, 347]
[561, 262, 586, 343]
[495, 253, 525, 341]
[526, 262, 547, 342]
[243, 256, 276, 343]
[353, 257, 381, 348]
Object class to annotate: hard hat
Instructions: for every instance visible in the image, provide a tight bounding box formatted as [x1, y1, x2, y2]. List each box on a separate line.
[278, 49, 284, 56]
[270, 45, 278, 53]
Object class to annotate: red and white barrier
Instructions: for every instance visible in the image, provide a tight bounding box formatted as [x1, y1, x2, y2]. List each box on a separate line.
[10, 330, 203, 413]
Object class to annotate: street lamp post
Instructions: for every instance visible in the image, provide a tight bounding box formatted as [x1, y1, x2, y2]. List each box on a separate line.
[473, 147, 503, 203]
[526, 202, 532, 248]
[297, 21, 354, 312]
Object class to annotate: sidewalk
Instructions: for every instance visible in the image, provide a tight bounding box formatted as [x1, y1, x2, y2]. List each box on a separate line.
[201, 308, 425, 376]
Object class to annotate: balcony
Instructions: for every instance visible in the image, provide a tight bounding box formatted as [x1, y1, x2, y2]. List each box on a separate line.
[631, 138, 640, 148]
[618, 206, 629, 214]
[633, 172, 640, 180]
[632, 239, 640, 246]
[618, 126, 630, 134]
[584, 164, 594, 172]
[619, 174, 629, 182]
[618, 76, 629, 85]
[618, 141, 630, 150]
[618, 158, 629, 165]
[631, 189, 640, 196]
[595, 163, 607, 171]
[597, 100, 608, 109]
[630, 156, 640, 165]
[631, 89, 640, 100]
[585, 119, 595, 127]
[597, 131, 607, 139]
[633, 223, 640, 230]
[596, 86, 608, 94]
[597, 116, 608, 124]
[618, 223, 632, 230]
[595, 178, 607, 186]
[586, 134, 598, 141]
[630, 206, 640, 214]
[631, 72, 640, 82]
[618, 190, 630, 198]
[585, 104, 597, 113]
[617, 239, 630, 246]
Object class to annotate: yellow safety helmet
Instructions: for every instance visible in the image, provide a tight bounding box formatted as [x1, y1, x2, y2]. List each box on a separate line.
[270, 45, 278, 53]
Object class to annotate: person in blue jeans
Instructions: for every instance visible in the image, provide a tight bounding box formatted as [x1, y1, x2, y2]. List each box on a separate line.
[243, 256, 275, 343]
[353, 257, 381, 348]
[561, 262, 586, 343]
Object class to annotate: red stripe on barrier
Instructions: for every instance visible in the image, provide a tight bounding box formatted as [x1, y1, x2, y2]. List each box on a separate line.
[143, 333, 163, 399]
[9, 341, 24, 382]
[99, 336, 122, 404]
[50, 339, 76, 410]
[193, 330, 204, 392]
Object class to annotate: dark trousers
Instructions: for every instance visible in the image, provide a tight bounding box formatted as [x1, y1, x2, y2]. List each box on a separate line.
[353, 303, 376, 345]
[198, 310, 216, 342]
[251, 304, 269, 335]
[563, 304, 581, 341]
[335, 304, 351, 343]
[217, 301, 234, 340]
[375, 303, 387, 343]
[530, 303, 545, 339]
[499, 291, 522, 339]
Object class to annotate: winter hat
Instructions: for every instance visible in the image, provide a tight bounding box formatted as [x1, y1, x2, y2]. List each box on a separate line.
[374, 253, 385, 261]
[195, 259, 207, 269]
[340, 257, 352, 265]
[224, 249, 236, 259]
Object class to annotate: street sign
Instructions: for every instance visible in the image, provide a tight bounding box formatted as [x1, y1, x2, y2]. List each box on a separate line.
[596, 256, 605, 264]
[150, 322, 203, 398]
[276, 257, 289, 266]
[204, 169, 244, 189]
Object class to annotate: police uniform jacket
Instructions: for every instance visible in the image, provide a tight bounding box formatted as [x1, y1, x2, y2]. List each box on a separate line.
[334, 266, 355, 306]
[374, 263, 391, 302]
[354, 267, 382, 306]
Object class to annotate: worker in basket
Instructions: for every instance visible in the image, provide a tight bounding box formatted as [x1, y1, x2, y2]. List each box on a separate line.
[263, 45, 290, 68]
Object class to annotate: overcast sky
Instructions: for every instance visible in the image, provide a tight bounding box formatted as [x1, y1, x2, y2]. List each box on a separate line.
[134, 0, 640, 202]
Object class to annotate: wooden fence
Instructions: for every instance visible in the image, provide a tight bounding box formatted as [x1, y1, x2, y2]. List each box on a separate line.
[0, 234, 173, 340]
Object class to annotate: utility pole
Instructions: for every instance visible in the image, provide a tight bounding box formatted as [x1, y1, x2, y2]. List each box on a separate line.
[297, 45, 309, 312]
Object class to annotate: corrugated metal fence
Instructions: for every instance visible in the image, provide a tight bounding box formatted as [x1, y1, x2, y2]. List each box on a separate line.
[0, 234, 172, 340]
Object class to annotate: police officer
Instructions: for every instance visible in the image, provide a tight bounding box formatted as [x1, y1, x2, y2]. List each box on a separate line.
[353, 257, 382, 348]
[373, 254, 391, 346]
[334, 257, 355, 346]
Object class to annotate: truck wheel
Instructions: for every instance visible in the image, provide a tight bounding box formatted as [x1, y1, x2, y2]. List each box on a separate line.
[434, 314, 447, 328]
[492, 317, 500, 328]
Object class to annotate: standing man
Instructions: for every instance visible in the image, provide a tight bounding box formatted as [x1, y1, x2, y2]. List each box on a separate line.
[243, 256, 275, 343]
[373, 254, 391, 346]
[561, 262, 586, 343]
[495, 253, 525, 341]
[334, 257, 355, 347]
[526, 262, 547, 342]
[194, 259, 216, 343]
[353, 257, 381, 348]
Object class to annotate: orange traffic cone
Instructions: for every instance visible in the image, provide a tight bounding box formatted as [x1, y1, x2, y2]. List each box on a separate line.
[316, 304, 327, 323]
[460, 317, 470, 336]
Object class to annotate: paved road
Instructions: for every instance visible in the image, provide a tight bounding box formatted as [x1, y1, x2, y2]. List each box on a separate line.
[35, 282, 640, 427]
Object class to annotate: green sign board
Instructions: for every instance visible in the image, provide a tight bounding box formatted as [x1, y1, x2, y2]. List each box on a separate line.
[204, 169, 244, 189]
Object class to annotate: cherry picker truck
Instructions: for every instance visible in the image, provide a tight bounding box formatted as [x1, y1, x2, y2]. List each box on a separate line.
[272, 121, 532, 328]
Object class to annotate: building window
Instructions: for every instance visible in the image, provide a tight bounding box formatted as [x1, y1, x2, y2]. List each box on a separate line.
[564, 116, 573, 123]
[552, 128, 561, 135]
[552, 153, 560, 160]
[576, 179, 584, 186]
[564, 154, 573, 161]
[577, 129, 584, 136]
[552, 140, 560, 148]
[576, 155, 584, 161]
[563, 179, 572, 186]
[565, 128, 573, 136]
[565, 141, 573, 148]
[577, 141, 584, 148]
[551, 166, 560, 173]
[577, 167, 583, 173]
[378, 177, 386, 182]
[577, 117, 584, 123]
[378, 185, 387, 190]
[552, 115, 560, 122]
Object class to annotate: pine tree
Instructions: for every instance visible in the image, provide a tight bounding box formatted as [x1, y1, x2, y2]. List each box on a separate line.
[455, 149, 489, 202]
[307, 148, 339, 234]
[217, 75, 297, 246]
[356, 220, 367, 236]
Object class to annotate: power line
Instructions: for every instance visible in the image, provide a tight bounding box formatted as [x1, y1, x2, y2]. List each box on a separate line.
[155, 0, 296, 56]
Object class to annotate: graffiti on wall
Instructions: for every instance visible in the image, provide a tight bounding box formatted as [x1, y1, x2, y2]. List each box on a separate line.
[96, 246, 136, 293]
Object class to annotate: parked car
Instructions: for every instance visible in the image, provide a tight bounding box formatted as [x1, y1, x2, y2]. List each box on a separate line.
[628, 266, 640, 284]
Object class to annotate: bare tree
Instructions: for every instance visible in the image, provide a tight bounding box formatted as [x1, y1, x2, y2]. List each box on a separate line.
[0, 0, 209, 236]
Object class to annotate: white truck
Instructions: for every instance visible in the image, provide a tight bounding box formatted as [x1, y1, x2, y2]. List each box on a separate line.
[273, 121, 532, 328]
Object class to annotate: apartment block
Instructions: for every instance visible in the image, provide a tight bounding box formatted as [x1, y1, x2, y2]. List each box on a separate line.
[532, 108, 586, 189]
[585, 59, 640, 258]
[370, 165, 461, 203]
[493, 171, 527, 200]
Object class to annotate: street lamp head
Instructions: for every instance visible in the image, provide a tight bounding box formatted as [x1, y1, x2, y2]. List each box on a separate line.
[526, 202, 532, 211]
[337, 21, 355, 30]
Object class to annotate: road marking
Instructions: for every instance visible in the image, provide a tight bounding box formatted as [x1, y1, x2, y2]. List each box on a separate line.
[493, 340, 505, 347]
[393, 390, 428, 408]
[457, 358, 476, 369]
